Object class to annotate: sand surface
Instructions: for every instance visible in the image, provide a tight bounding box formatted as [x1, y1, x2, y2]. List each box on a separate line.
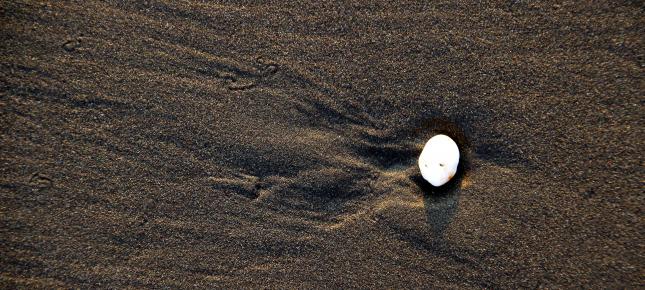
[1, 1, 643, 288]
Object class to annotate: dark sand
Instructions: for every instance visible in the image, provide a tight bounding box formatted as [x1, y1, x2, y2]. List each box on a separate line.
[1, 1, 643, 288]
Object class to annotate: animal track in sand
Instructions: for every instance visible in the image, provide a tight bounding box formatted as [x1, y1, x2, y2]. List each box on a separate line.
[149, 39, 279, 92]
[28, 172, 53, 189]
[62, 34, 84, 52]
[221, 56, 279, 91]
[207, 173, 265, 200]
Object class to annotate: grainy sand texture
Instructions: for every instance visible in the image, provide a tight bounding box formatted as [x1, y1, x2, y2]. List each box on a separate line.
[1, 1, 643, 288]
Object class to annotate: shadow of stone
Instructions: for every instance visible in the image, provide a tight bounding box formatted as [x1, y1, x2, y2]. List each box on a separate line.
[424, 189, 460, 241]
[411, 174, 462, 242]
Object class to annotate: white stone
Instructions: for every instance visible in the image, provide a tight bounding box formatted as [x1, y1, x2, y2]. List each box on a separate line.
[418, 134, 460, 187]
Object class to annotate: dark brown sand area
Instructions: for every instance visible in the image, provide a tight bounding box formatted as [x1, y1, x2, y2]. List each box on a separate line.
[1, 1, 643, 288]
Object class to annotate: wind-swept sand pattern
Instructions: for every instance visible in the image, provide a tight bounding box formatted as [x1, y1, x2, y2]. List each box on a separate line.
[1, 1, 643, 288]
